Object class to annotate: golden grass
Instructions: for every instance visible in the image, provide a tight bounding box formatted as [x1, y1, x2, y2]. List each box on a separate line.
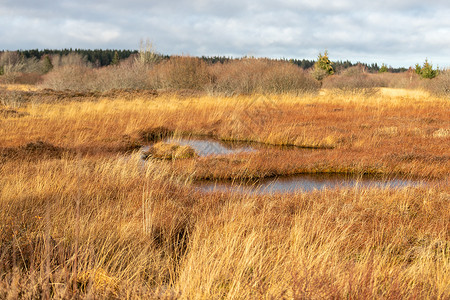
[0, 87, 449, 298]
[1, 88, 448, 178]
[378, 87, 430, 99]
[144, 142, 198, 160]
[0, 83, 40, 92]
[0, 156, 448, 298]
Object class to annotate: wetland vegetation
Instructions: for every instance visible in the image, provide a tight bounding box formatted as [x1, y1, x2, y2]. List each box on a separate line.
[0, 52, 449, 298]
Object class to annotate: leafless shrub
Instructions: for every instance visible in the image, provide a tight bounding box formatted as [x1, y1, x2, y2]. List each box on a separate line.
[0, 52, 52, 84]
[207, 58, 319, 95]
[206, 58, 265, 95]
[323, 65, 387, 91]
[41, 65, 95, 91]
[150, 56, 212, 90]
[377, 70, 421, 89]
[261, 61, 320, 94]
[11, 73, 44, 85]
[90, 59, 152, 91]
[423, 69, 450, 98]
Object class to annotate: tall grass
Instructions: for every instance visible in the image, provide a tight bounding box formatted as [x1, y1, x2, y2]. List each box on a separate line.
[1, 88, 449, 298]
[1, 90, 448, 177]
[0, 155, 448, 298]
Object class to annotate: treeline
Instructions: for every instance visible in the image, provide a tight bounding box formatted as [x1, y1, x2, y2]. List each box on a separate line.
[2, 49, 408, 73]
[1, 49, 447, 97]
[14, 49, 139, 67]
[201, 57, 407, 73]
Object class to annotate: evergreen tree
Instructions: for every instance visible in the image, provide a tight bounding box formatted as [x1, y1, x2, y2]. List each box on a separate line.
[41, 55, 53, 73]
[111, 51, 120, 65]
[379, 63, 388, 73]
[313, 50, 334, 80]
[415, 59, 438, 79]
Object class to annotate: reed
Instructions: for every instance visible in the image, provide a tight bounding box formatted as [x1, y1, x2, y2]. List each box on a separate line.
[0, 156, 448, 298]
[0, 86, 449, 298]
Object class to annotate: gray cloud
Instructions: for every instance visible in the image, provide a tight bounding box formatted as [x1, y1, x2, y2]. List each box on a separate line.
[0, 0, 449, 67]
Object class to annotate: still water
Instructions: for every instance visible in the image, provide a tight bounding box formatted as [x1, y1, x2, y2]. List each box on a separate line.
[164, 137, 255, 156]
[196, 173, 423, 194]
[141, 137, 425, 194]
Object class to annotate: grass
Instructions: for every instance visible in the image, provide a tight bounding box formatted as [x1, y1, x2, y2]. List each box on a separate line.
[1, 88, 448, 178]
[0, 86, 449, 298]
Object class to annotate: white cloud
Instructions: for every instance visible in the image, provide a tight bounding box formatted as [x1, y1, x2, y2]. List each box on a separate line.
[62, 20, 120, 44]
[0, 0, 449, 67]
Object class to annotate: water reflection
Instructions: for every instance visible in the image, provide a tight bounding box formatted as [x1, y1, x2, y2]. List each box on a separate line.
[164, 137, 255, 156]
[196, 173, 423, 194]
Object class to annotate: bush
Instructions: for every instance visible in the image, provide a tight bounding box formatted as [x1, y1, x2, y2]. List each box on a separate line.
[41, 65, 95, 91]
[41, 56, 153, 91]
[322, 65, 386, 91]
[423, 69, 450, 97]
[207, 58, 319, 95]
[90, 59, 152, 91]
[206, 58, 265, 95]
[150, 56, 212, 90]
[261, 61, 320, 94]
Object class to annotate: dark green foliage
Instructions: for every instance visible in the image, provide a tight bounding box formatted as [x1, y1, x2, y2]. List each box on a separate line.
[10, 49, 138, 67]
[41, 55, 53, 73]
[111, 51, 120, 65]
[415, 59, 439, 79]
[415, 63, 422, 75]
[379, 64, 388, 73]
[289, 59, 315, 69]
[313, 51, 334, 81]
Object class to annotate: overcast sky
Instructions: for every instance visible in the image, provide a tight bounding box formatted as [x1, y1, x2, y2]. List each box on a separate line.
[1, 0, 449, 68]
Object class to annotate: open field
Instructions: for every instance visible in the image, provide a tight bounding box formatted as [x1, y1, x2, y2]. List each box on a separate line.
[0, 85, 449, 298]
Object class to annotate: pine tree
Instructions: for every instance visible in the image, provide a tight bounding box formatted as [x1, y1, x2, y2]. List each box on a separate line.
[41, 55, 53, 73]
[111, 51, 120, 65]
[415, 59, 438, 79]
[379, 64, 388, 73]
[313, 50, 334, 80]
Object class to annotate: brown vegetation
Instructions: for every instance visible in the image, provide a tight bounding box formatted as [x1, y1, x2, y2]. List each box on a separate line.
[0, 79, 449, 298]
[144, 142, 198, 160]
[0, 155, 448, 298]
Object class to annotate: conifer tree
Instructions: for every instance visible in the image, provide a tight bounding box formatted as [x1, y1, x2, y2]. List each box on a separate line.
[379, 63, 388, 73]
[415, 59, 438, 79]
[111, 51, 120, 65]
[313, 50, 334, 81]
[41, 55, 53, 73]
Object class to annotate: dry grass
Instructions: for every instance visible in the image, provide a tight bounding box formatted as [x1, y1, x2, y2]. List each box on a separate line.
[0, 156, 448, 298]
[0, 86, 449, 298]
[1, 88, 448, 178]
[144, 142, 198, 160]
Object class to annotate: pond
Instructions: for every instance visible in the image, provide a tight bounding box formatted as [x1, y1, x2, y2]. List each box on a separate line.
[140, 137, 426, 194]
[163, 137, 256, 156]
[195, 173, 423, 194]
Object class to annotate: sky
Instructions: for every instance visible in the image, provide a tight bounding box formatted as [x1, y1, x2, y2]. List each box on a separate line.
[1, 0, 449, 68]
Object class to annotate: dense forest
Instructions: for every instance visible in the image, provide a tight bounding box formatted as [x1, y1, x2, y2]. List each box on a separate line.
[16, 49, 139, 67]
[1, 49, 407, 72]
